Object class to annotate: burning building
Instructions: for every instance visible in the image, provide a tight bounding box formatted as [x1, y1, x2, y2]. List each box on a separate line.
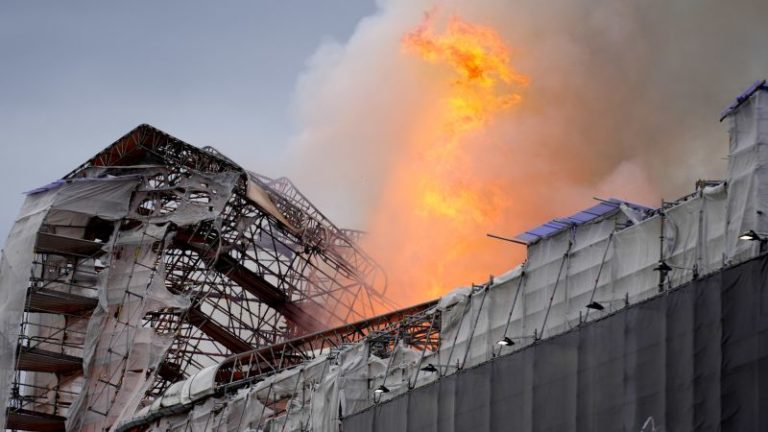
[1, 80, 768, 431]
[0, 125, 399, 431]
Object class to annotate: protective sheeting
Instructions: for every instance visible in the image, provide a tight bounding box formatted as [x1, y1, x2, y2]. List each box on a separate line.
[46, 177, 142, 220]
[67, 224, 179, 431]
[0, 177, 144, 428]
[67, 170, 237, 431]
[297, 165, 738, 430]
[126, 178, 740, 432]
[724, 88, 768, 263]
[309, 343, 370, 432]
[612, 214, 660, 303]
[142, 390, 275, 432]
[246, 174, 299, 232]
[664, 192, 727, 286]
[100, 162, 755, 432]
[434, 182, 731, 375]
[0, 165, 243, 431]
[122, 338, 436, 432]
[131, 170, 239, 226]
[345, 253, 768, 431]
[4, 143, 394, 431]
[438, 211, 646, 372]
[0, 191, 58, 429]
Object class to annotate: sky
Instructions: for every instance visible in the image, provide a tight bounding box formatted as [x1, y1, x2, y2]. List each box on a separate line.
[0, 1, 376, 240]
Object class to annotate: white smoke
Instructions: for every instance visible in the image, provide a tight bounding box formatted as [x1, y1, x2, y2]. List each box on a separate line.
[288, 0, 768, 227]
[284, 0, 768, 299]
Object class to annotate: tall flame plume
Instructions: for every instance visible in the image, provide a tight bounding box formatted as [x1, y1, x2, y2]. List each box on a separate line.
[364, 11, 529, 304]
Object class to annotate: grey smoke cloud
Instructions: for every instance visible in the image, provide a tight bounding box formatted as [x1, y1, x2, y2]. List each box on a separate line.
[287, 0, 768, 231]
[285, 0, 768, 301]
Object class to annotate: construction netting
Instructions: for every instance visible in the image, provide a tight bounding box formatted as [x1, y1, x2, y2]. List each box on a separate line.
[120, 173, 753, 432]
[345, 252, 768, 431]
[0, 168, 241, 431]
[120, 82, 768, 430]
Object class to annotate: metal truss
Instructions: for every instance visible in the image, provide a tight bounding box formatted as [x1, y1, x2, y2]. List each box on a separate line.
[214, 299, 439, 393]
[113, 300, 440, 432]
[7, 124, 395, 431]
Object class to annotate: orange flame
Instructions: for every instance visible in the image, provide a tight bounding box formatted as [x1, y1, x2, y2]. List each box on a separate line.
[402, 10, 528, 135]
[363, 11, 529, 304]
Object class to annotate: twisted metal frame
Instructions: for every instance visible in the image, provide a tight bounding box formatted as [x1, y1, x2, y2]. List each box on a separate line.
[7, 124, 395, 430]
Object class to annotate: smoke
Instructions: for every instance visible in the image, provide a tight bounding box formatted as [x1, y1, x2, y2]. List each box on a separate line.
[286, 0, 768, 304]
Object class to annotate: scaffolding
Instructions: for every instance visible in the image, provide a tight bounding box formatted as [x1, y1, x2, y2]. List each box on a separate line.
[1, 124, 394, 431]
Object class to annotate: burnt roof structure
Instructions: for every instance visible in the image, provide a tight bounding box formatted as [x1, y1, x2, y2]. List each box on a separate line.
[0, 124, 398, 431]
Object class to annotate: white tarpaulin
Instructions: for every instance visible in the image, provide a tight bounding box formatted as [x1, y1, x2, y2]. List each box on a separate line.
[725, 89, 768, 263]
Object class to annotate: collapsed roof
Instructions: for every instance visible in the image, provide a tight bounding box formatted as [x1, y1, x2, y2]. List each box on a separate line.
[0, 124, 395, 431]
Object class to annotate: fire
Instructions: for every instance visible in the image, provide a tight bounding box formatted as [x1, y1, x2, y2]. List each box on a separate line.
[363, 11, 529, 304]
[402, 11, 527, 135]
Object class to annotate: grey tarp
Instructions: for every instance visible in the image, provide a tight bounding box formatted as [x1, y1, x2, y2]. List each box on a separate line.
[344, 254, 768, 432]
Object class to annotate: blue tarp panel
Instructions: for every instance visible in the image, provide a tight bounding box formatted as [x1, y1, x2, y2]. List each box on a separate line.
[720, 80, 767, 121]
[514, 199, 653, 244]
